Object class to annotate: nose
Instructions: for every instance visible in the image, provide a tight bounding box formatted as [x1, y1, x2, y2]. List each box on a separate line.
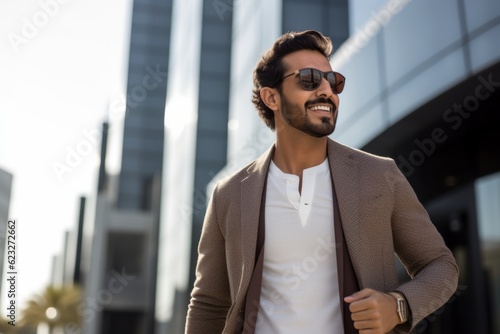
[315, 75, 335, 98]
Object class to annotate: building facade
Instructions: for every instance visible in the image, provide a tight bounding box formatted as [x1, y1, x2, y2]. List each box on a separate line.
[83, 0, 174, 332]
[331, 0, 500, 332]
[117, 0, 173, 211]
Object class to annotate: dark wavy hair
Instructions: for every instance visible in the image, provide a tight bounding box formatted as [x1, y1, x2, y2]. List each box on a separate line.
[252, 30, 333, 130]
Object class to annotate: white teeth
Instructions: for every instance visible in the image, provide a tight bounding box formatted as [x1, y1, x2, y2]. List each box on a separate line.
[310, 105, 331, 111]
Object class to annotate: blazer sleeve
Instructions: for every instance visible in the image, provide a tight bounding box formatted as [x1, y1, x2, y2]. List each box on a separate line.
[388, 160, 459, 332]
[186, 184, 231, 334]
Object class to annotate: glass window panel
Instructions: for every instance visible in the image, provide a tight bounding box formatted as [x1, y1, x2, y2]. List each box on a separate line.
[476, 172, 500, 242]
[283, 3, 323, 32]
[334, 103, 385, 148]
[349, 0, 389, 32]
[334, 36, 381, 128]
[106, 233, 146, 276]
[198, 107, 228, 132]
[464, 0, 500, 32]
[388, 48, 467, 124]
[382, 0, 462, 87]
[201, 22, 232, 47]
[197, 136, 227, 163]
[475, 172, 500, 334]
[469, 23, 500, 73]
[328, 4, 349, 43]
[201, 48, 231, 75]
[199, 77, 230, 104]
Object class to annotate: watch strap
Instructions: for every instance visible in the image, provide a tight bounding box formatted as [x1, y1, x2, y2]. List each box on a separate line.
[388, 291, 409, 324]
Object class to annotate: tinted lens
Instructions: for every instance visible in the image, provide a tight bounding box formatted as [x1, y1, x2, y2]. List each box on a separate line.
[329, 72, 345, 94]
[298, 69, 321, 90]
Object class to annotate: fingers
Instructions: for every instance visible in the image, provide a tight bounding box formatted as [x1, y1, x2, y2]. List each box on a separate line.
[350, 308, 381, 322]
[344, 289, 400, 334]
[344, 288, 375, 303]
[352, 319, 384, 333]
[350, 314, 385, 334]
[349, 297, 380, 313]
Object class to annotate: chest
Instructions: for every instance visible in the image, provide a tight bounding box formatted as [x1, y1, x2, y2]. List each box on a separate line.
[264, 169, 335, 263]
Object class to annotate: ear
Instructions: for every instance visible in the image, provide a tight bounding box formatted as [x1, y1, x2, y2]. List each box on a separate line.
[260, 87, 280, 112]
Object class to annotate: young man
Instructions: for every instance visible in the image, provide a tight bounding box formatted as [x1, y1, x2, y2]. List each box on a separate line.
[186, 30, 459, 334]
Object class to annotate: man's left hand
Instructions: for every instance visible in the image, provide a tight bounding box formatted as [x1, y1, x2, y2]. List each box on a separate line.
[344, 288, 401, 334]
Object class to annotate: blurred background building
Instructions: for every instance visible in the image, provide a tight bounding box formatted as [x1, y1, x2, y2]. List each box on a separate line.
[73, 0, 500, 333]
[82, 0, 173, 332]
[330, 0, 500, 332]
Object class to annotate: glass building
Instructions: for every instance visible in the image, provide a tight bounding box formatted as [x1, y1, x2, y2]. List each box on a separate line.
[117, 0, 173, 211]
[332, 0, 500, 332]
[83, 0, 173, 333]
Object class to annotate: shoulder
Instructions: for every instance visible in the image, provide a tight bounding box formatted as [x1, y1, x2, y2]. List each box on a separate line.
[211, 145, 274, 198]
[328, 139, 396, 168]
[214, 160, 255, 193]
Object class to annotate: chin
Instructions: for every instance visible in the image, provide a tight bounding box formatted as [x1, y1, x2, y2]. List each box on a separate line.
[305, 124, 335, 138]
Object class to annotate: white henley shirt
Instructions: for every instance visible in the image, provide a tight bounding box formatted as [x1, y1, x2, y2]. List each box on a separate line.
[255, 159, 343, 333]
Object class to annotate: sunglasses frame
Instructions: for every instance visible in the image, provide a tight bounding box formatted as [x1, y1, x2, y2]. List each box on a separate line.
[280, 68, 345, 94]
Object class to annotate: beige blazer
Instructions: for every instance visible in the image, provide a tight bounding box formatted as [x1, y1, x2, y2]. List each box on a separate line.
[186, 139, 458, 334]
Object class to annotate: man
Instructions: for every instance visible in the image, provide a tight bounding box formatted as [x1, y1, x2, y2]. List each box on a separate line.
[186, 30, 458, 334]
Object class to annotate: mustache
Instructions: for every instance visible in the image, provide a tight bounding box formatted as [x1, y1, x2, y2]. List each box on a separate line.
[305, 97, 337, 113]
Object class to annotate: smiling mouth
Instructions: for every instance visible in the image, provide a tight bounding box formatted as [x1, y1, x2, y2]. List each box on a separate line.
[309, 105, 332, 112]
[307, 104, 336, 114]
[305, 97, 337, 115]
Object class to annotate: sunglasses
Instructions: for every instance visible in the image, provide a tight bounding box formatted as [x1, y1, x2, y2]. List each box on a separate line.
[280, 68, 345, 94]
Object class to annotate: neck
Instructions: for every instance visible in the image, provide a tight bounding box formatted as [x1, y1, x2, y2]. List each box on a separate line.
[273, 131, 328, 176]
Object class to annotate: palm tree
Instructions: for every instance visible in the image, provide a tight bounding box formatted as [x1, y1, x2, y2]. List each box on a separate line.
[0, 317, 36, 334]
[0, 316, 19, 333]
[20, 285, 81, 334]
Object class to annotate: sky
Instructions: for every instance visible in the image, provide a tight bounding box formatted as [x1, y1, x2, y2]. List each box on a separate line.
[0, 0, 132, 310]
[0, 0, 390, 313]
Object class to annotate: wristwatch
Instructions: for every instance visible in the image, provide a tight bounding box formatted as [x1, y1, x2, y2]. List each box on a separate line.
[388, 291, 409, 324]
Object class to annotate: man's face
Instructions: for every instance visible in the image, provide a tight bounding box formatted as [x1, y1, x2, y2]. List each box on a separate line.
[277, 50, 340, 137]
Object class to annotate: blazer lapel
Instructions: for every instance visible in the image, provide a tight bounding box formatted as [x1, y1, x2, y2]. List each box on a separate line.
[240, 174, 263, 277]
[327, 140, 367, 287]
[239, 146, 275, 302]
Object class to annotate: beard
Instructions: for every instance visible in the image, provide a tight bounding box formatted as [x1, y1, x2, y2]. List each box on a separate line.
[281, 96, 337, 138]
